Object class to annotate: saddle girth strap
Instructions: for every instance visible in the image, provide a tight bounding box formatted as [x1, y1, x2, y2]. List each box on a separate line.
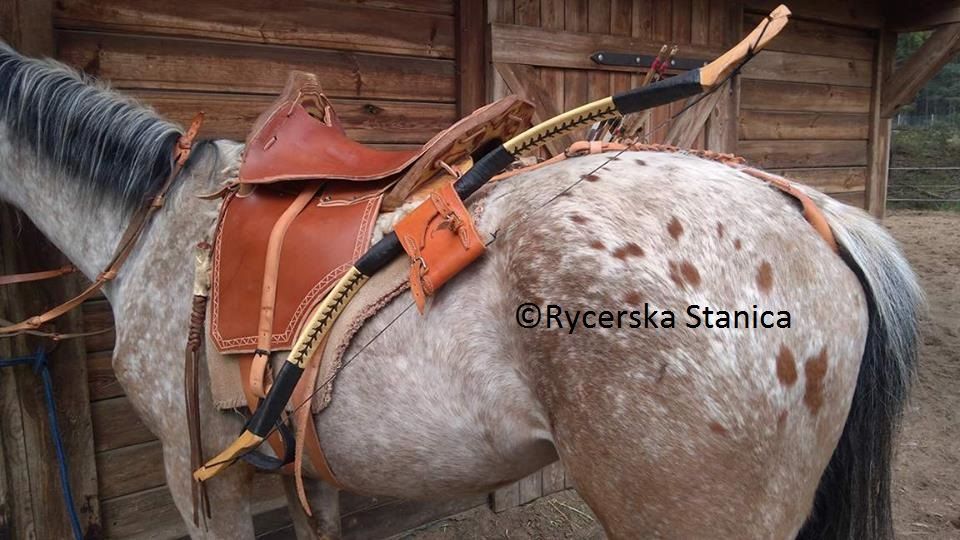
[0, 113, 205, 337]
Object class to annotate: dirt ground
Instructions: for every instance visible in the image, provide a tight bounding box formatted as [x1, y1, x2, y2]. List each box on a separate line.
[404, 210, 960, 539]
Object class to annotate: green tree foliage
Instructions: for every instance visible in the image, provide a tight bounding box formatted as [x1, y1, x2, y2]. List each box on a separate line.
[896, 32, 960, 118]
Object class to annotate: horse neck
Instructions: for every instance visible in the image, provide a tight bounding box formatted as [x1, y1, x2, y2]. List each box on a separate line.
[0, 128, 126, 284]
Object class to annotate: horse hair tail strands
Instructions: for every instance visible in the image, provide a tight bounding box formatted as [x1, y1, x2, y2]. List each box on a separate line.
[794, 186, 923, 540]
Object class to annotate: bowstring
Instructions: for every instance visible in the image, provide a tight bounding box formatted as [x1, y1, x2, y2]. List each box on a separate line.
[210, 18, 773, 468]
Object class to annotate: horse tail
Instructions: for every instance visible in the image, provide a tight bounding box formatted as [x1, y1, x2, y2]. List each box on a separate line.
[793, 189, 923, 540]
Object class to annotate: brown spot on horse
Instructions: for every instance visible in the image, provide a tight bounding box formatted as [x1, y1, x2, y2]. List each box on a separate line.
[589, 240, 606, 250]
[635, 158, 647, 166]
[804, 348, 829, 415]
[668, 260, 701, 289]
[612, 242, 645, 260]
[585, 174, 601, 182]
[709, 422, 728, 436]
[624, 290, 643, 305]
[717, 222, 725, 239]
[570, 214, 589, 225]
[776, 345, 797, 386]
[734, 239, 742, 251]
[667, 216, 684, 240]
[680, 261, 701, 287]
[757, 261, 773, 294]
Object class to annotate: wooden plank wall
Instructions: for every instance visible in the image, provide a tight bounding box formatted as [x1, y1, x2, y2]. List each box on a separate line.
[1, 3, 102, 538]
[48, 0, 460, 537]
[738, 1, 885, 208]
[488, 0, 737, 150]
[54, 0, 458, 145]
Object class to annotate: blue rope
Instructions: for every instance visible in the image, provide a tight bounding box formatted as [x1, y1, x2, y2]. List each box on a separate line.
[0, 349, 84, 540]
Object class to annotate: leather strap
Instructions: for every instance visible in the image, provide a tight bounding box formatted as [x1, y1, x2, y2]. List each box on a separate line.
[736, 167, 839, 252]
[250, 181, 323, 398]
[0, 112, 205, 337]
[185, 293, 211, 527]
[185, 242, 213, 529]
[292, 335, 342, 515]
[0, 265, 76, 286]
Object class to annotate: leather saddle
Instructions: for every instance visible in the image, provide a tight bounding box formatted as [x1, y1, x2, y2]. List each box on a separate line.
[210, 70, 533, 369]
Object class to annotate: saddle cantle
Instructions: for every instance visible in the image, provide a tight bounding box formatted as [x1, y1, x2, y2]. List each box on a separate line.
[211, 71, 533, 354]
[238, 70, 535, 209]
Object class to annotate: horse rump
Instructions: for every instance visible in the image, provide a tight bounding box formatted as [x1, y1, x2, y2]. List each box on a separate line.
[795, 190, 923, 540]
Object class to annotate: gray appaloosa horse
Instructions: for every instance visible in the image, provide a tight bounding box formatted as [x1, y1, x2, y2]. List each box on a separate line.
[0, 43, 922, 539]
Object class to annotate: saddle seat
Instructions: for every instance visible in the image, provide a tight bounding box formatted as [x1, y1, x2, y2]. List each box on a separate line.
[239, 71, 534, 210]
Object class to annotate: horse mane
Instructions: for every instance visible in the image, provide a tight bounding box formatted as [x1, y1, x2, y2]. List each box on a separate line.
[0, 41, 182, 213]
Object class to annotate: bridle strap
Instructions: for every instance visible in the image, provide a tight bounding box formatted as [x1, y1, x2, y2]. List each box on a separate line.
[0, 265, 76, 286]
[0, 112, 205, 338]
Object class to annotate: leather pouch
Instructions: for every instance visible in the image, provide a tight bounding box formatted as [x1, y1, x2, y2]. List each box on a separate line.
[394, 182, 485, 312]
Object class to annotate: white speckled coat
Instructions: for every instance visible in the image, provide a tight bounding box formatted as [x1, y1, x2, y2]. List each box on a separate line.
[0, 46, 922, 540]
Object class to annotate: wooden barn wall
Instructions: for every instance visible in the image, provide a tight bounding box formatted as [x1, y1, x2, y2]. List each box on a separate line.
[488, 0, 886, 208]
[488, 0, 739, 151]
[48, 0, 466, 538]
[737, 0, 884, 208]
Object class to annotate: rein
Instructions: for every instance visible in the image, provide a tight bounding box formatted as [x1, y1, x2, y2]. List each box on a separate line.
[0, 113, 205, 340]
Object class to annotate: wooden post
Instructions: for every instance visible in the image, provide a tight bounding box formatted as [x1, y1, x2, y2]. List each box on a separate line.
[880, 23, 960, 118]
[0, 0, 54, 57]
[0, 2, 103, 536]
[866, 30, 897, 218]
[0, 210, 103, 539]
[456, 0, 488, 116]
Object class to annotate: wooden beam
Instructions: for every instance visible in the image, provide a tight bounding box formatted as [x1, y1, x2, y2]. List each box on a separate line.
[740, 79, 872, 114]
[886, 1, 960, 32]
[57, 31, 456, 102]
[738, 140, 868, 168]
[867, 31, 898, 217]
[881, 23, 960, 118]
[456, 0, 487, 116]
[491, 22, 725, 72]
[744, 0, 883, 29]
[55, 0, 455, 59]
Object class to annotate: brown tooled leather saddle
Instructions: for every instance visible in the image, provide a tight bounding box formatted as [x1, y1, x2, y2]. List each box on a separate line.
[207, 70, 533, 480]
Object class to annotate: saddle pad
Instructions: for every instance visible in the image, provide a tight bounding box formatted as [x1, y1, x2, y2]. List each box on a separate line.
[210, 184, 381, 353]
